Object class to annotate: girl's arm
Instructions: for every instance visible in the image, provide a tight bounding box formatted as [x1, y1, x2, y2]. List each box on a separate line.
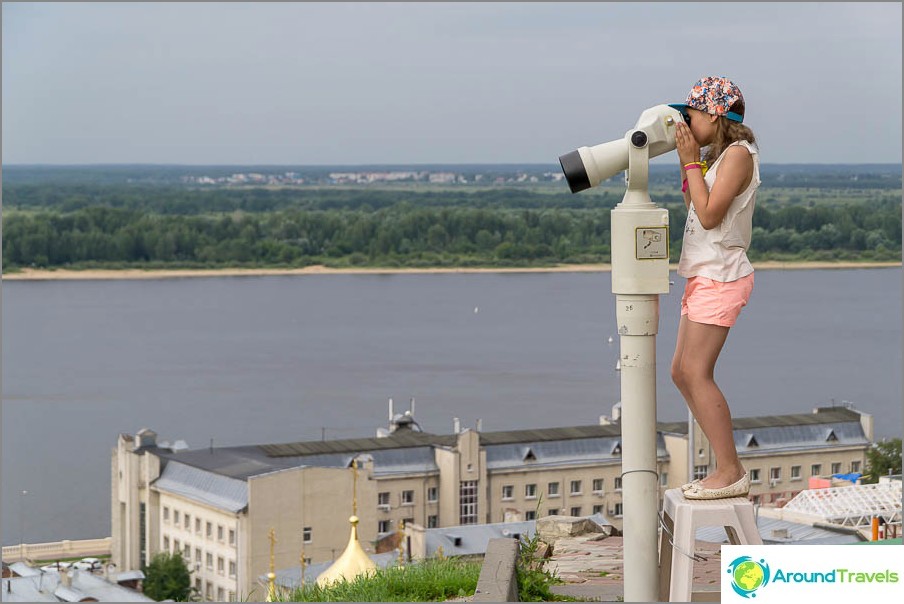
[681, 168, 691, 209]
[684, 145, 753, 230]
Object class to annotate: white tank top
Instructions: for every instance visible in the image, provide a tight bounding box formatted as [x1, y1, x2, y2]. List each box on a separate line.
[677, 140, 760, 282]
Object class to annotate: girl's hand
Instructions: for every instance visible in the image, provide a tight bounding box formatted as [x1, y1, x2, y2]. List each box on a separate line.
[675, 122, 701, 166]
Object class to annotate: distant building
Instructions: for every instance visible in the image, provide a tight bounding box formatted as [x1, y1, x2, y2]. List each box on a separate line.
[111, 404, 872, 601]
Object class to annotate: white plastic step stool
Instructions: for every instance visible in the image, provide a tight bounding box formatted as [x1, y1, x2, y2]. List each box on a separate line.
[658, 487, 762, 602]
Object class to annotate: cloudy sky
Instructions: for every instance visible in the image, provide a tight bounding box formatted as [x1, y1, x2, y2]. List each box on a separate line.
[2, 2, 901, 165]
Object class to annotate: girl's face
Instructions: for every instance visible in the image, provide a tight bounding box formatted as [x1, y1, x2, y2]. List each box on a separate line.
[687, 108, 718, 146]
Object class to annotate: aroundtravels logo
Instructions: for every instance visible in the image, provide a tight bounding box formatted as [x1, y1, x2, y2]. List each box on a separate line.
[727, 556, 771, 598]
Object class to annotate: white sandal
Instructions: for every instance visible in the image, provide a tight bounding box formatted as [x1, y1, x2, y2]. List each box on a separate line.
[684, 472, 750, 500]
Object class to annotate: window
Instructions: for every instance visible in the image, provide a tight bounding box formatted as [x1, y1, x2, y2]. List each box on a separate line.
[378, 520, 391, 534]
[206, 521, 213, 538]
[614, 477, 622, 491]
[229, 560, 236, 578]
[548, 482, 560, 497]
[592, 505, 603, 515]
[427, 487, 438, 502]
[548, 508, 559, 516]
[378, 492, 390, 508]
[185, 514, 191, 531]
[194, 578, 201, 593]
[183, 544, 190, 559]
[428, 515, 438, 528]
[218, 525, 224, 542]
[163, 507, 170, 522]
[750, 469, 761, 483]
[173, 539, 180, 554]
[303, 527, 312, 543]
[206, 581, 212, 600]
[570, 480, 582, 495]
[790, 466, 801, 480]
[402, 517, 414, 528]
[229, 592, 236, 602]
[502, 485, 514, 500]
[660, 473, 668, 486]
[217, 587, 225, 602]
[138, 514, 153, 566]
[402, 490, 415, 505]
[206, 552, 213, 570]
[570, 506, 581, 517]
[831, 462, 842, 474]
[592, 478, 604, 492]
[217, 556, 224, 575]
[811, 464, 822, 477]
[195, 548, 201, 565]
[851, 460, 861, 473]
[195, 517, 201, 534]
[163, 536, 170, 551]
[770, 467, 781, 483]
[229, 529, 236, 546]
[525, 484, 537, 499]
[525, 510, 537, 521]
[614, 503, 623, 517]
[174, 510, 180, 525]
[460, 481, 478, 525]
[693, 465, 708, 480]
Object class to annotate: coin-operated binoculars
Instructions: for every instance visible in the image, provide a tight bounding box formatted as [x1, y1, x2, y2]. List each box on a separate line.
[559, 104, 682, 602]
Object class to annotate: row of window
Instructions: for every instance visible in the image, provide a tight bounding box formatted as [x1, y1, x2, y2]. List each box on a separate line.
[743, 461, 860, 484]
[377, 487, 438, 509]
[194, 577, 235, 602]
[522, 503, 621, 520]
[162, 535, 236, 578]
[505, 478, 613, 501]
[162, 507, 236, 546]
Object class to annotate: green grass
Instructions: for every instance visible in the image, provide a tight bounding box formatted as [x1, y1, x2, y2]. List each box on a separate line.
[279, 557, 481, 602]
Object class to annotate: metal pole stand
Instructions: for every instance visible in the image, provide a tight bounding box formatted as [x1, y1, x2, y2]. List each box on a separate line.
[611, 130, 670, 602]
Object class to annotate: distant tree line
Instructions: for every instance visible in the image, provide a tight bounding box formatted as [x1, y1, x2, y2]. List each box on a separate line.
[3, 198, 900, 270]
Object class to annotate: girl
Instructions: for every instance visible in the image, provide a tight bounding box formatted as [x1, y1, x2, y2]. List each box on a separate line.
[668, 76, 760, 500]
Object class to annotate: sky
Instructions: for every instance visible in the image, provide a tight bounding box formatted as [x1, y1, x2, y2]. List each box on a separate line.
[2, 2, 902, 166]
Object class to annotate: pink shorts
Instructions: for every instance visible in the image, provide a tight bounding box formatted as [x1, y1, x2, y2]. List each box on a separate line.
[680, 274, 754, 327]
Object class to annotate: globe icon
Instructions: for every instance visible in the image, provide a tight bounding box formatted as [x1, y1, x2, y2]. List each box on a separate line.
[733, 560, 765, 592]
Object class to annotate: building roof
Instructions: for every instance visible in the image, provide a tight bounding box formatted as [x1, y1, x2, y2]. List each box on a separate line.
[694, 513, 863, 545]
[145, 407, 867, 493]
[485, 435, 667, 471]
[658, 406, 865, 435]
[152, 461, 249, 512]
[1, 568, 155, 602]
[425, 520, 538, 558]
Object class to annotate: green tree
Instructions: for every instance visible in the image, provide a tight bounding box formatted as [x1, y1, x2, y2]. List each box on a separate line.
[142, 551, 193, 602]
[863, 438, 903, 483]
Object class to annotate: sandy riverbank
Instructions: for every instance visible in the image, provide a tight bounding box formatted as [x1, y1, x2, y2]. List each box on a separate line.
[2, 261, 900, 281]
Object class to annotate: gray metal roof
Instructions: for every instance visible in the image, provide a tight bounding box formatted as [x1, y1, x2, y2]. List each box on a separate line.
[1, 569, 155, 602]
[485, 435, 668, 471]
[147, 407, 866, 484]
[658, 407, 864, 435]
[694, 514, 863, 545]
[735, 420, 867, 455]
[152, 460, 248, 513]
[425, 520, 537, 557]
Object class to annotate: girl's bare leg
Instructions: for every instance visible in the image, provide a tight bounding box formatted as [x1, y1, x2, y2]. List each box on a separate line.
[671, 315, 746, 489]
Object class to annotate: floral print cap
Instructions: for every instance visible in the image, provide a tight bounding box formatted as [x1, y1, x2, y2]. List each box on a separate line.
[670, 76, 745, 123]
